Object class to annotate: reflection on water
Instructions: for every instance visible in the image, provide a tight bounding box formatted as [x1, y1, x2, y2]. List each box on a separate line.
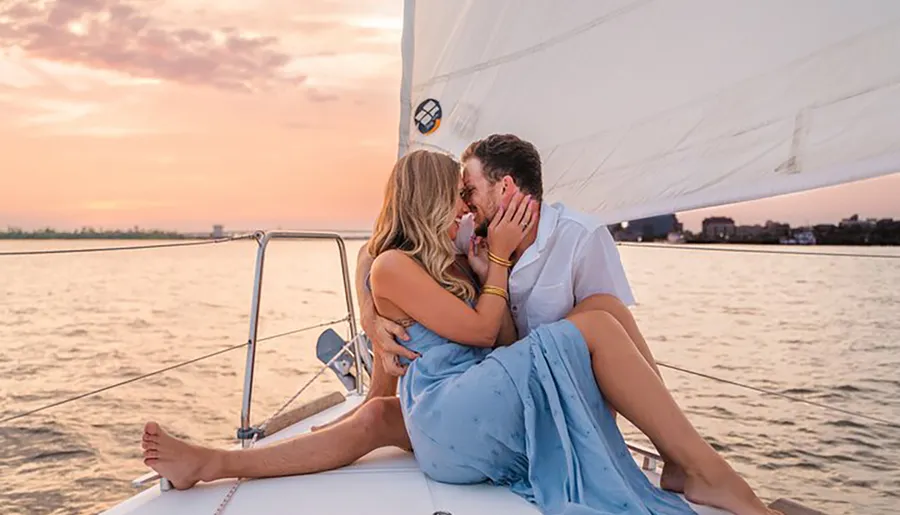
[1, 240, 898, 514]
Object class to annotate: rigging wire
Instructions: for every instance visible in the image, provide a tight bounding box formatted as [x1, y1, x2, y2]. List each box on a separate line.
[616, 242, 900, 259]
[658, 361, 899, 427]
[0, 234, 258, 257]
[0, 317, 347, 425]
[3, 235, 896, 259]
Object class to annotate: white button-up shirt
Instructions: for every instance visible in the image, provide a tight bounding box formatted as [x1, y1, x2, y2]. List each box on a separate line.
[457, 202, 634, 337]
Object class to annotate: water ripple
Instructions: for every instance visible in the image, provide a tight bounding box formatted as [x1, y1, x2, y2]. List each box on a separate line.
[2, 241, 898, 515]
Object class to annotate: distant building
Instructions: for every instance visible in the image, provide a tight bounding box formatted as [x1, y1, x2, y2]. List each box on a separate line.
[212, 225, 225, 238]
[610, 214, 681, 242]
[735, 224, 765, 240]
[764, 220, 791, 239]
[840, 214, 861, 227]
[840, 214, 877, 228]
[795, 230, 816, 245]
[702, 217, 736, 241]
[608, 224, 640, 242]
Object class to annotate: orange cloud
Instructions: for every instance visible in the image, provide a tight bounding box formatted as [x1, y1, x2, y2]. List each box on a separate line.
[2, 0, 892, 234]
[0, 0, 405, 231]
[0, 0, 306, 93]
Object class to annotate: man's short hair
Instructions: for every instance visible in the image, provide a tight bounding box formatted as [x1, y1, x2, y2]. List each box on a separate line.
[462, 134, 543, 201]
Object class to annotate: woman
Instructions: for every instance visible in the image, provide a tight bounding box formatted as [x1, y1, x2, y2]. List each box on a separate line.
[366, 149, 778, 515]
[141, 149, 774, 515]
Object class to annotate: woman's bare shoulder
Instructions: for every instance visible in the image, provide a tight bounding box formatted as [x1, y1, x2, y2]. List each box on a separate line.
[371, 250, 420, 283]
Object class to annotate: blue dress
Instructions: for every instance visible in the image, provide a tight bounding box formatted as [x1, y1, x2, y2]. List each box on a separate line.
[397, 316, 696, 515]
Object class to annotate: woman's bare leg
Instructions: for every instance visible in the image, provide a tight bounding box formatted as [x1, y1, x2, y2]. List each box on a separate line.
[566, 311, 778, 515]
[142, 397, 410, 490]
[568, 294, 663, 379]
[568, 295, 686, 492]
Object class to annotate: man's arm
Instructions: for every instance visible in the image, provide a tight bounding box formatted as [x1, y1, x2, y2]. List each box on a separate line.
[571, 227, 663, 380]
[494, 309, 518, 347]
[572, 226, 634, 307]
[309, 243, 413, 431]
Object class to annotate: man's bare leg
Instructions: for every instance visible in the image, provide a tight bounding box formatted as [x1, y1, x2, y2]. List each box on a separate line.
[568, 294, 687, 492]
[312, 242, 412, 432]
[142, 397, 410, 490]
[566, 311, 778, 515]
[311, 351, 398, 432]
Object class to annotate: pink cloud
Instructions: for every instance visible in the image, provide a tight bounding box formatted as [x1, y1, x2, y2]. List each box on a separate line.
[0, 0, 309, 93]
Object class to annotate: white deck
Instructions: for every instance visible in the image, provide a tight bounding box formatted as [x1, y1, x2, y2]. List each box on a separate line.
[104, 394, 729, 515]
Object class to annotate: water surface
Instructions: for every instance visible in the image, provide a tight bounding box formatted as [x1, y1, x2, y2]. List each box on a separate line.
[1, 240, 897, 514]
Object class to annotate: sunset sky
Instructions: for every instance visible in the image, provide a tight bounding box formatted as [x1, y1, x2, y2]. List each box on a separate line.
[1, 0, 898, 233]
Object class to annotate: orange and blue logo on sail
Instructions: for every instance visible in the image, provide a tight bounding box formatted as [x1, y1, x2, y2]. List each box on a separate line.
[414, 98, 442, 135]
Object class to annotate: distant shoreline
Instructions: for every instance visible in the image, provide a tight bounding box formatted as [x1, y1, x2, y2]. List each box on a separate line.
[0, 234, 373, 241]
[674, 241, 898, 247]
[1, 236, 894, 246]
[0, 235, 191, 240]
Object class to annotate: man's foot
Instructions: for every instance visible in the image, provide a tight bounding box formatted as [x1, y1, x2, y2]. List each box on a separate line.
[659, 461, 686, 493]
[683, 461, 781, 515]
[142, 422, 222, 490]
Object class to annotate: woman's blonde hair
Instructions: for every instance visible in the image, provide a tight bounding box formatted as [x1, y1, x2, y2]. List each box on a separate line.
[368, 149, 475, 300]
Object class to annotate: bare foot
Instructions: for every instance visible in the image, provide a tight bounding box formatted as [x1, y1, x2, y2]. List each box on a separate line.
[142, 422, 222, 490]
[660, 461, 686, 493]
[683, 461, 781, 515]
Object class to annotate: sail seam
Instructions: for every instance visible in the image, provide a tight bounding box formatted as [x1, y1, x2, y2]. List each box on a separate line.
[411, 0, 655, 91]
[547, 74, 900, 197]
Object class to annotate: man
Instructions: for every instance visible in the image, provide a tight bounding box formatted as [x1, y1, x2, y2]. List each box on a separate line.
[354, 133, 660, 394]
[317, 133, 678, 487]
[141, 134, 681, 492]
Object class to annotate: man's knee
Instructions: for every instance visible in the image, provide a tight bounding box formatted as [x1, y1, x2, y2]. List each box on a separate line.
[357, 397, 392, 428]
[356, 397, 407, 447]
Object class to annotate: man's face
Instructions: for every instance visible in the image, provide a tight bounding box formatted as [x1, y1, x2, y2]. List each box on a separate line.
[462, 157, 503, 237]
[449, 177, 470, 242]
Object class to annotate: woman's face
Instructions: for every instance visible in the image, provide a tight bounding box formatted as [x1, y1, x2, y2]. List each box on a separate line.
[448, 177, 470, 242]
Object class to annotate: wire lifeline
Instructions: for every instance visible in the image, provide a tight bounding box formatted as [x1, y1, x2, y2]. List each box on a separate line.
[0, 234, 258, 257]
[616, 242, 900, 259]
[211, 335, 361, 515]
[0, 317, 348, 425]
[658, 361, 899, 427]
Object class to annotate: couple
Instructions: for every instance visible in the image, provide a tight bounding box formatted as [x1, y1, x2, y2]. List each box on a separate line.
[142, 135, 777, 515]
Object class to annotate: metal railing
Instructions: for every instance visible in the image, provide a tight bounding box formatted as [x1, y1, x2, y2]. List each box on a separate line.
[237, 231, 362, 448]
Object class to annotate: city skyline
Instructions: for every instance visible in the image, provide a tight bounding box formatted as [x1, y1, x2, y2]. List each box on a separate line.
[1, 0, 898, 234]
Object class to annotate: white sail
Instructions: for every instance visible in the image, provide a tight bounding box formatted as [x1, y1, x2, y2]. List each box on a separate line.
[401, 0, 900, 224]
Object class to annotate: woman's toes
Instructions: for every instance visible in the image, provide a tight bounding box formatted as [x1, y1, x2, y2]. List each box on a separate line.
[144, 421, 161, 437]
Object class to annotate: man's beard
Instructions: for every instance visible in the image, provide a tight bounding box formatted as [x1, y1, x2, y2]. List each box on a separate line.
[473, 200, 497, 238]
[474, 219, 490, 238]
